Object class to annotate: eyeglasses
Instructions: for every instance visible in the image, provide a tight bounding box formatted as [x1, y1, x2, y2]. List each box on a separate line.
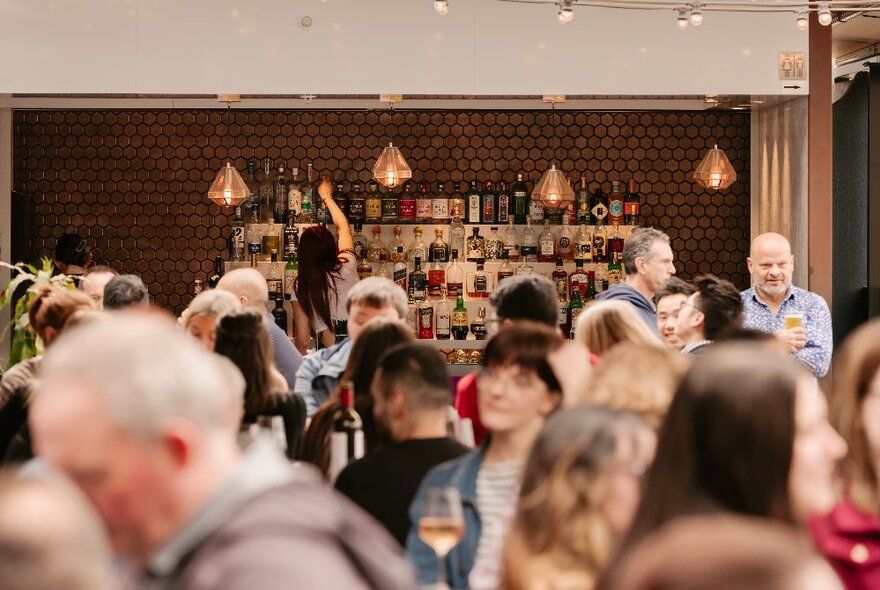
[476, 368, 546, 392]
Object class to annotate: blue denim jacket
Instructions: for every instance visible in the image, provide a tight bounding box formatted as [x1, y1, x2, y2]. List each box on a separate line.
[405, 447, 484, 589]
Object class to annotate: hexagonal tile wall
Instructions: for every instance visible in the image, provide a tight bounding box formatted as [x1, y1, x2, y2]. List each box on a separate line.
[13, 109, 750, 315]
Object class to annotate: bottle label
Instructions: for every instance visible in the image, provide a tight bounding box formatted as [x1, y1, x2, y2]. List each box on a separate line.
[248, 242, 262, 254]
[399, 199, 417, 220]
[231, 226, 245, 250]
[416, 199, 433, 219]
[467, 237, 485, 261]
[609, 199, 624, 220]
[428, 269, 446, 297]
[625, 202, 640, 216]
[329, 431, 364, 482]
[436, 311, 451, 337]
[410, 275, 427, 300]
[366, 199, 382, 220]
[608, 268, 623, 285]
[504, 243, 520, 261]
[452, 311, 468, 327]
[497, 270, 514, 283]
[474, 275, 487, 293]
[381, 198, 398, 220]
[287, 188, 302, 215]
[540, 239, 555, 257]
[520, 245, 538, 259]
[558, 236, 571, 251]
[430, 244, 449, 263]
[570, 272, 588, 297]
[354, 237, 367, 260]
[529, 202, 545, 223]
[591, 202, 608, 222]
[482, 195, 495, 223]
[593, 236, 606, 257]
[559, 305, 569, 326]
[447, 282, 464, 298]
[418, 306, 434, 339]
[349, 199, 365, 220]
[432, 199, 449, 219]
[449, 198, 465, 219]
[485, 238, 503, 260]
[497, 196, 510, 223]
[266, 278, 282, 296]
[394, 266, 407, 291]
[570, 307, 583, 328]
[554, 277, 567, 299]
[467, 196, 481, 223]
[576, 241, 592, 261]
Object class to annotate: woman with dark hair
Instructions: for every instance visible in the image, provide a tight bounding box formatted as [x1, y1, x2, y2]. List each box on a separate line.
[214, 308, 304, 459]
[407, 321, 563, 590]
[298, 317, 413, 476]
[812, 319, 880, 588]
[601, 344, 846, 587]
[291, 177, 357, 353]
[500, 406, 655, 590]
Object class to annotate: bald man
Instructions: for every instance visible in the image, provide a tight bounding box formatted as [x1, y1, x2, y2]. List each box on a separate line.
[740, 233, 832, 377]
[217, 268, 303, 388]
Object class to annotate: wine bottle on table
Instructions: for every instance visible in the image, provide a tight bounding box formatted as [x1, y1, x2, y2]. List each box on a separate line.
[329, 380, 364, 482]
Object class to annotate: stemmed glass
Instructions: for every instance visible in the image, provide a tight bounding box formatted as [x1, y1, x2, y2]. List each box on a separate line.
[418, 487, 466, 590]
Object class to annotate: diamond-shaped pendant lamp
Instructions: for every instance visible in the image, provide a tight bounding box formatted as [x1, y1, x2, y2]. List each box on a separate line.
[693, 144, 737, 190]
[208, 162, 250, 207]
[372, 142, 413, 189]
[531, 164, 575, 209]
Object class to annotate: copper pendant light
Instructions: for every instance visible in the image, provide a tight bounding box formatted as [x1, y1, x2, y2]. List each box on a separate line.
[693, 144, 737, 190]
[208, 97, 249, 207]
[531, 98, 575, 210]
[372, 97, 413, 189]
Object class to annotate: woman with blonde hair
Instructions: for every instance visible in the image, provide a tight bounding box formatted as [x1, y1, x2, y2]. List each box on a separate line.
[500, 405, 655, 590]
[180, 288, 240, 351]
[574, 300, 662, 357]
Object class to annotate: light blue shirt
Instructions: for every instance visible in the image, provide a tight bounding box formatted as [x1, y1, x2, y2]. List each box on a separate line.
[293, 339, 353, 416]
[740, 286, 832, 377]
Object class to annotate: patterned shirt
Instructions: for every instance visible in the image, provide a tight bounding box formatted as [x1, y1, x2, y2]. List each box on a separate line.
[740, 286, 832, 377]
[469, 461, 523, 590]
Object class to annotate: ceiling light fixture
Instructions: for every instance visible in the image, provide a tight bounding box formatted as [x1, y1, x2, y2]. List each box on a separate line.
[693, 144, 737, 190]
[817, 1, 832, 25]
[558, 0, 575, 23]
[434, 0, 449, 15]
[689, 2, 704, 26]
[796, 8, 808, 30]
[532, 97, 575, 210]
[677, 7, 690, 29]
[207, 95, 249, 208]
[372, 96, 413, 189]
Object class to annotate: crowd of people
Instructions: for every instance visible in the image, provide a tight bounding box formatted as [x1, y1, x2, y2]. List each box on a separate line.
[0, 220, 873, 590]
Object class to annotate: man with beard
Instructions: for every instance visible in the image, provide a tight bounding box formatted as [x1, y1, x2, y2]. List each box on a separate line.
[741, 232, 832, 377]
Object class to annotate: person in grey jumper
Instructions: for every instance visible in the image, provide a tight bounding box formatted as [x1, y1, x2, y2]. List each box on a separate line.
[596, 227, 676, 335]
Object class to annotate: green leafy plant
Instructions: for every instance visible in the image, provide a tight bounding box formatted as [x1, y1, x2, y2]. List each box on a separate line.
[0, 259, 77, 369]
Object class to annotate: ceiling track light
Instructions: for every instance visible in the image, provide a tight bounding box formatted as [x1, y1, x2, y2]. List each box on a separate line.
[676, 6, 690, 29]
[817, 1, 832, 26]
[434, 0, 449, 15]
[796, 7, 808, 30]
[688, 2, 704, 26]
[558, 0, 574, 24]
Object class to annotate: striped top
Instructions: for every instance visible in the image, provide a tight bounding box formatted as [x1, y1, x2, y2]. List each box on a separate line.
[469, 460, 523, 590]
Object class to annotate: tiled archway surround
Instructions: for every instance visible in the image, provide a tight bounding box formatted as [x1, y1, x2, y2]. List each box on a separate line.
[12, 109, 750, 315]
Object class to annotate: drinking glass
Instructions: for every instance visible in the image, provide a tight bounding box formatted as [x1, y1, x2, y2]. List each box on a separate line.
[418, 487, 465, 590]
[784, 311, 804, 330]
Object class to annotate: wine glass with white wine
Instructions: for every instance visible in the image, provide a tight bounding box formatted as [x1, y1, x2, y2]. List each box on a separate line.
[418, 487, 466, 590]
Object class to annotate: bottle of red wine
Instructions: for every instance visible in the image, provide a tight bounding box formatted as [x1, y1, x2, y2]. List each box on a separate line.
[329, 380, 364, 481]
[271, 284, 288, 333]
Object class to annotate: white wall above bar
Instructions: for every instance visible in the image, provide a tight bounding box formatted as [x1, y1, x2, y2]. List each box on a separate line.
[0, 0, 808, 96]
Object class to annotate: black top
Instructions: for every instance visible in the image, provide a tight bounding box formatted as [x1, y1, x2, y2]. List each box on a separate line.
[335, 437, 471, 547]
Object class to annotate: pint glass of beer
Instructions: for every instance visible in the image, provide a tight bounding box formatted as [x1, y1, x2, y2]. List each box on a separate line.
[784, 312, 804, 329]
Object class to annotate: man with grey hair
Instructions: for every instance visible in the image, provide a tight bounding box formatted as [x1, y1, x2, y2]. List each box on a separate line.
[29, 314, 416, 590]
[596, 227, 676, 334]
[217, 267, 303, 387]
[103, 274, 150, 310]
[295, 277, 408, 416]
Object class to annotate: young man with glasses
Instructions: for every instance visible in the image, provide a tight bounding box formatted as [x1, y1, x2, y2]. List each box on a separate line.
[675, 274, 743, 355]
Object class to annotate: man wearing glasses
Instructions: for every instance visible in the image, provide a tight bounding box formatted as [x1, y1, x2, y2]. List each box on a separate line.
[675, 274, 743, 355]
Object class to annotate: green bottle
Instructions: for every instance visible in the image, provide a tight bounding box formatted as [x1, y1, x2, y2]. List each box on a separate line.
[451, 295, 469, 340]
[568, 288, 583, 340]
[607, 252, 623, 285]
[284, 252, 298, 300]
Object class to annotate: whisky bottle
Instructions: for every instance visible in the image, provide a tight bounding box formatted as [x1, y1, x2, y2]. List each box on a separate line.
[485, 227, 503, 260]
[432, 181, 450, 223]
[465, 181, 481, 224]
[381, 186, 399, 223]
[471, 307, 487, 341]
[246, 203, 263, 265]
[466, 260, 491, 299]
[520, 217, 538, 262]
[274, 163, 290, 224]
[399, 181, 417, 223]
[365, 181, 382, 223]
[559, 294, 570, 341]
[569, 259, 588, 299]
[481, 180, 497, 224]
[446, 250, 464, 299]
[348, 182, 366, 224]
[538, 220, 557, 263]
[496, 180, 511, 225]
[435, 293, 452, 340]
[429, 228, 450, 263]
[408, 257, 427, 302]
[390, 226, 407, 263]
[416, 181, 433, 223]
[357, 257, 373, 280]
[352, 222, 368, 261]
[408, 226, 428, 264]
[466, 227, 486, 262]
[393, 246, 408, 292]
[593, 225, 608, 264]
[574, 223, 592, 263]
[366, 225, 387, 263]
[552, 256, 568, 300]
[451, 295, 469, 340]
[557, 217, 574, 261]
[512, 173, 530, 225]
[448, 181, 465, 221]
[624, 179, 641, 226]
[230, 206, 246, 262]
[502, 220, 520, 262]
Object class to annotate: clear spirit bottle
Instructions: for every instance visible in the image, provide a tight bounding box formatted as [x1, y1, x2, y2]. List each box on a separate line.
[390, 226, 407, 262]
[429, 228, 450, 263]
[366, 225, 387, 263]
[520, 217, 538, 262]
[502, 219, 520, 262]
[432, 181, 450, 223]
[538, 220, 557, 263]
[230, 206, 245, 262]
[408, 226, 428, 264]
[484, 227, 503, 260]
[449, 216, 466, 257]
[446, 250, 464, 300]
[274, 163, 290, 224]
[466, 260, 492, 299]
[416, 181, 433, 223]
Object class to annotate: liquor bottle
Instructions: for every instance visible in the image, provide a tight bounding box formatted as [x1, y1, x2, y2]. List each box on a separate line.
[595, 267, 608, 294]
[624, 179, 641, 226]
[496, 181, 511, 225]
[390, 226, 407, 262]
[435, 293, 451, 340]
[329, 380, 364, 481]
[258, 157, 275, 223]
[466, 228, 486, 262]
[576, 177, 592, 225]
[446, 250, 464, 299]
[449, 216, 466, 257]
[512, 173, 530, 225]
[465, 181, 481, 224]
[315, 175, 332, 226]
[593, 225, 608, 264]
[381, 186, 399, 223]
[365, 181, 382, 223]
[417, 299, 434, 340]
[471, 307, 487, 341]
[480, 181, 497, 224]
[552, 256, 568, 301]
[261, 227, 280, 264]
[448, 182, 466, 220]
[284, 252, 298, 300]
[497, 250, 514, 284]
[538, 220, 557, 263]
[565, 202, 577, 227]
[607, 252, 623, 285]
[356, 257, 373, 280]
[286, 167, 302, 220]
[266, 250, 283, 296]
[352, 222, 368, 261]
[399, 181, 417, 223]
[243, 161, 259, 210]
[515, 258, 534, 276]
[451, 295, 469, 340]
[520, 217, 539, 262]
[466, 260, 491, 299]
[406, 296, 418, 337]
[374, 252, 393, 280]
[296, 164, 316, 224]
[428, 258, 446, 299]
[416, 181, 433, 223]
[607, 180, 625, 226]
[393, 246, 408, 292]
[208, 256, 224, 289]
[590, 185, 609, 227]
[528, 178, 545, 224]
[484, 227, 503, 260]
[271, 284, 288, 332]
[230, 206, 245, 262]
[348, 182, 366, 224]
[334, 181, 347, 220]
[608, 226, 625, 263]
[574, 224, 593, 263]
[284, 214, 299, 260]
[430, 228, 450, 263]
[568, 288, 584, 340]
[502, 219, 520, 262]
[193, 278, 203, 297]
[367, 225, 387, 263]
[557, 217, 574, 261]
[248, 242, 261, 268]
[408, 257, 428, 302]
[569, 259, 588, 299]
[545, 204, 563, 226]
[408, 226, 428, 264]
[274, 163, 290, 224]
[246, 203, 262, 267]
[432, 181, 450, 223]
[559, 294, 570, 341]
[584, 270, 598, 302]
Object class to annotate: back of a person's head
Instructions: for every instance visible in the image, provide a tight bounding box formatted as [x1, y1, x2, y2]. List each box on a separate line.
[183, 288, 240, 328]
[0, 474, 114, 590]
[606, 515, 842, 590]
[28, 285, 95, 342]
[576, 300, 661, 356]
[53, 233, 90, 267]
[376, 342, 450, 413]
[37, 314, 235, 440]
[579, 343, 691, 429]
[693, 274, 743, 340]
[653, 276, 695, 303]
[102, 275, 149, 310]
[216, 268, 269, 309]
[214, 307, 274, 413]
[346, 276, 408, 319]
[489, 275, 558, 328]
[483, 321, 564, 394]
[620, 344, 800, 555]
[343, 317, 414, 398]
[81, 265, 118, 279]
